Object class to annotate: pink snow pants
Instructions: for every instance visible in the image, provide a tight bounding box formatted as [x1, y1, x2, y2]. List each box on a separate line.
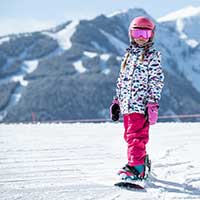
[123, 113, 150, 166]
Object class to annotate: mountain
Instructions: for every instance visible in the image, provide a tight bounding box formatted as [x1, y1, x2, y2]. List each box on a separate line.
[158, 6, 200, 47]
[0, 7, 200, 122]
[158, 6, 200, 98]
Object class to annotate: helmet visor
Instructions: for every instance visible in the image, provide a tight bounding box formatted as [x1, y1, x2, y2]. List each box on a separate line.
[130, 29, 153, 39]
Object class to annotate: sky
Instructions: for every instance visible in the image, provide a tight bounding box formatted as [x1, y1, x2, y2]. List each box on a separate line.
[0, 0, 200, 36]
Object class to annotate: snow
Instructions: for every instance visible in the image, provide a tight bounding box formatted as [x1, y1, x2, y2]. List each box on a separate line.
[23, 60, 39, 74]
[0, 60, 38, 109]
[163, 14, 200, 92]
[9, 87, 22, 105]
[102, 68, 110, 75]
[176, 18, 187, 39]
[43, 21, 79, 50]
[73, 60, 87, 73]
[183, 56, 200, 93]
[11, 75, 28, 86]
[0, 111, 7, 121]
[117, 56, 122, 61]
[0, 59, 39, 121]
[174, 18, 199, 48]
[0, 36, 10, 45]
[158, 6, 200, 22]
[158, 6, 200, 48]
[186, 39, 199, 48]
[100, 54, 110, 61]
[91, 41, 107, 52]
[107, 9, 128, 18]
[0, 122, 200, 200]
[83, 52, 111, 74]
[100, 30, 127, 54]
[83, 51, 98, 58]
[106, 7, 146, 25]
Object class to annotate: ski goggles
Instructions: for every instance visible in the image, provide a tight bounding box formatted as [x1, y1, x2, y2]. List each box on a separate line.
[130, 29, 153, 39]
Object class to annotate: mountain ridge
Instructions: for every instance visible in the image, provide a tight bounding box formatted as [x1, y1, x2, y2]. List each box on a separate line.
[0, 7, 199, 122]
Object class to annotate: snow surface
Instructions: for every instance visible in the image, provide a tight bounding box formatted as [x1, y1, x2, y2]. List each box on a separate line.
[100, 30, 127, 54]
[117, 56, 122, 61]
[91, 41, 107, 52]
[23, 60, 39, 74]
[102, 68, 110, 75]
[176, 18, 198, 47]
[107, 9, 128, 18]
[183, 55, 200, 93]
[100, 54, 110, 62]
[43, 21, 79, 50]
[0, 122, 200, 200]
[83, 51, 98, 58]
[175, 18, 199, 48]
[0, 36, 10, 45]
[158, 6, 200, 22]
[158, 6, 200, 48]
[186, 39, 199, 48]
[73, 60, 87, 73]
[0, 59, 39, 120]
[10, 75, 28, 87]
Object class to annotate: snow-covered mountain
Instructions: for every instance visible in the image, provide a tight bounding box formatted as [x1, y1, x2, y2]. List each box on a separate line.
[158, 6, 200, 96]
[0, 7, 200, 122]
[158, 6, 200, 47]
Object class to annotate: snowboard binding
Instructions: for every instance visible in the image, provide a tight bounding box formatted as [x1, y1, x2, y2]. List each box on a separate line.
[115, 155, 151, 190]
[117, 154, 151, 181]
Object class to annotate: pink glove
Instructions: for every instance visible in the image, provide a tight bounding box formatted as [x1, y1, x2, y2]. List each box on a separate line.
[146, 103, 159, 125]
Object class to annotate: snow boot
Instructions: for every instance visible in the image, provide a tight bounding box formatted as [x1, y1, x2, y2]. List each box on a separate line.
[117, 164, 145, 181]
[117, 154, 151, 181]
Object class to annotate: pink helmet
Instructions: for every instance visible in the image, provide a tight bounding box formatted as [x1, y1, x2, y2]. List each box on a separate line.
[129, 16, 155, 30]
[129, 16, 155, 40]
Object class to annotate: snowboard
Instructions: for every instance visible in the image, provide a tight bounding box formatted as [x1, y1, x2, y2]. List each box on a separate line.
[114, 154, 151, 190]
[114, 181, 144, 190]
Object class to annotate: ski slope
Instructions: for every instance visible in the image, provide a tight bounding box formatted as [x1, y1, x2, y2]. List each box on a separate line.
[0, 122, 200, 200]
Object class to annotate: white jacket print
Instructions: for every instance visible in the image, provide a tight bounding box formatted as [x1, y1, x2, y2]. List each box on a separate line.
[116, 44, 164, 115]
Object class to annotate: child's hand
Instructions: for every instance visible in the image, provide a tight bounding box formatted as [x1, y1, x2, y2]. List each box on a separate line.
[147, 103, 159, 125]
[110, 99, 120, 121]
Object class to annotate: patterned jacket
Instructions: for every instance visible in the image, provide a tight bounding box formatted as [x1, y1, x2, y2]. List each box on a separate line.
[116, 44, 164, 115]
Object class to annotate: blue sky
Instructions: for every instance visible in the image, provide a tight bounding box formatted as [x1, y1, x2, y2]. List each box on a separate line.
[0, 0, 200, 36]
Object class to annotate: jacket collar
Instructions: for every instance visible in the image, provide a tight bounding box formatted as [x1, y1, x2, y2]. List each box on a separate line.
[126, 41, 154, 54]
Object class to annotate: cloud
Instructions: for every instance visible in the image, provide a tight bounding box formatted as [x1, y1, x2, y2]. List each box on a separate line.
[0, 18, 58, 37]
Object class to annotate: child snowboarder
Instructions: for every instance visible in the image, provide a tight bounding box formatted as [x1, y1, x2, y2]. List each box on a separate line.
[110, 16, 164, 181]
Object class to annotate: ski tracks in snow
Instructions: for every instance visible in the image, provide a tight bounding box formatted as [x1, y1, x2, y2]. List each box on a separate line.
[0, 123, 200, 200]
[143, 123, 200, 199]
